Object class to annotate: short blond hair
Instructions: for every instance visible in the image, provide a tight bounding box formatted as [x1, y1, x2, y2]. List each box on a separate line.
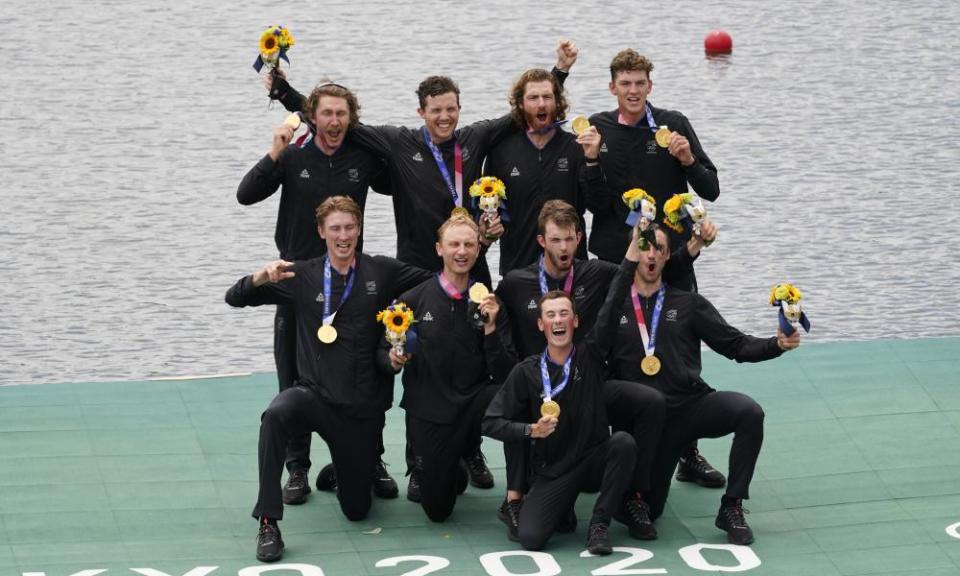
[437, 212, 480, 241]
[315, 196, 362, 228]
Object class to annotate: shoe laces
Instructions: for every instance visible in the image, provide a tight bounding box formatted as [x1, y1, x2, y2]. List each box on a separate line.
[505, 499, 522, 524]
[624, 497, 651, 525]
[374, 459, 390, 479]
[722, 501, 750, 528]
[588, 522, 609, 541]
[465, 451, 488, 476]
[287, 469, 308, 489]
[686, 448, 715, 474]
[258, 522, 279, 541]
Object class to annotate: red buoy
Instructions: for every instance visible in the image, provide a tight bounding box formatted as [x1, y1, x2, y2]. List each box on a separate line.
[704, 30, 733, 55]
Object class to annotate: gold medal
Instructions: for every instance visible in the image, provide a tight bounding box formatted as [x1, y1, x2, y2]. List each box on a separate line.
[317, 324, 338, 344]
[468, 283, 489, 304]
[540, 399, 561, 418]
[570, 115, 591, 135]
[654, 126, 672, 148]
[451, 206, 470, 218]
[284, 112, 302, 130]
[641, 355, 661, 376]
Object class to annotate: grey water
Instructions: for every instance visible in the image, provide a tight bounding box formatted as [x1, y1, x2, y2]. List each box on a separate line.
[1, 0, 958, 385]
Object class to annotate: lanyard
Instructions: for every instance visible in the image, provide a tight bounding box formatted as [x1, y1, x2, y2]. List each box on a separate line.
[421, 126, 463, 207]
[540, 346, 574, 401]
[322, 257, 356, 325]
[630, 284, 665, 358]
[538, 256, 574, 296]
[618, 103, 658, 133]
[436, 272, 468, 300]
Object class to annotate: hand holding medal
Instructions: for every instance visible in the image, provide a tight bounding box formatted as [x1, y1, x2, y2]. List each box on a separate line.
[622, 188, 657, 250]
[468, 283, 498, 331]
[376, 302, 416, 357]
[769, 283, 811, 337]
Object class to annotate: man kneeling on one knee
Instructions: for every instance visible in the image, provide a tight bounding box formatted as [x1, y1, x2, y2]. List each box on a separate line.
[482, 224, 650, 555]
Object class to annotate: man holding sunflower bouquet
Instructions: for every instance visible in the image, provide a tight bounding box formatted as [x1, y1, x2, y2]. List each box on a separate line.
[225, 196, 432, 562]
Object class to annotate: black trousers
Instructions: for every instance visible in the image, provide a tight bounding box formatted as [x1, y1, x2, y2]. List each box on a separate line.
[406, 384, 499, 522]
[518, 431, 636, 551]
[274, 304, 311, 473]
[252, 386, 380, 522]
[646, 390, 765, 520]
[405, 411, 483, 472]
[502, 380, 665, 495]
[604, 379, 666, 494]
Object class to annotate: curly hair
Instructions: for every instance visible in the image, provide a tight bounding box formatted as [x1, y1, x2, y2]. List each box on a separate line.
[304, 81, 361, 129]
[509, 68, 568, 130]
[416, 76, 460, 109]
[609, 49, 654, 81]
[437, 212, 479, 242]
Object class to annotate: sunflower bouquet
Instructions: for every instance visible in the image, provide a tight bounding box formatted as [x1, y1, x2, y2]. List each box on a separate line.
[377, 302, 416, 356]
[621, 188, 656, 249]
[769, 283, 811, 336]
[664, 192, 711, 245]
[469, 176, 507, 224]
[253, 25, 295, 73]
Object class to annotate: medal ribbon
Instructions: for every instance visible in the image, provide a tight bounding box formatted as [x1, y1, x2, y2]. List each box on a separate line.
[323, 257, 356, 325]
[540, 346, 575, 401]
[630, 284, 666, 358]
[436, 272, 470, 300]
[618, 103, 659, 133]
[421, 127, 463, 208]
[537, 256, 574, 296]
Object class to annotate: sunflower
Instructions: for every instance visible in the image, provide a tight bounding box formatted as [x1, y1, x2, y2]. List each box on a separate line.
[621, 188, 654, 210]
[378, 303, 415, 334]
[469, 176, 506, 199]
[770, 283, 803, 305]
[259, 28, 280, 58]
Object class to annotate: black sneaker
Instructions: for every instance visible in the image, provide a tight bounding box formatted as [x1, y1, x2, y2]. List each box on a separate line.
[456, 459, 469, 495]
[463, 449, 494, 489]
[372, 459, 399, 499]
[676, 448, 726, 488]
[497, 498, 522, 542]
[406, 466, 422, 503]
[282, 469, 311, 505]
[556, 507, 577, 533]
[315, 463, 337, 492]
[616, 496, 657, 540]
[256, 521, 284, 562]
[585, 522, 612, 555]
[715, 499, 754, 545]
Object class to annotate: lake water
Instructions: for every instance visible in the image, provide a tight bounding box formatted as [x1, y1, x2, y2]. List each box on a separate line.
[2, 0, 958, 384]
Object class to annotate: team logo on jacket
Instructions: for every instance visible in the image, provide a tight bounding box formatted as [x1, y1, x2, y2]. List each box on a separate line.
[348, 168, 360, 182]
[665, 309, 678, 321]
[300, 169, 311, 179]
[619, 315, 628, 325]
[422, 311, 434, 322]
[646, 140, 658, 154]
[315, 292, 325, 303]
[510, 166, 520, 177]
[556, 157, 569, 172]
[462, 147, 471, 161]
[573, 367, 581, 381]
[412, 152, 423, 162]
[600, 143, 608, 153]
[527, 299, 537, 310]
[366, 280, 377, 294]
[574, 286, 585, 299]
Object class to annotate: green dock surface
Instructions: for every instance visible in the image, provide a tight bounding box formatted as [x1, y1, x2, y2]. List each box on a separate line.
[2, 338, 959, 575]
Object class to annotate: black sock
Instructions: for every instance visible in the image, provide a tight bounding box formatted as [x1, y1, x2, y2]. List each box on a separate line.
[721, 495, 739, 508]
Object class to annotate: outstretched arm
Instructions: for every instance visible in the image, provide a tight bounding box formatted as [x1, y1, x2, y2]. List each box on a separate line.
[224, 260, 296, 307]
[584, 226, 642, 358]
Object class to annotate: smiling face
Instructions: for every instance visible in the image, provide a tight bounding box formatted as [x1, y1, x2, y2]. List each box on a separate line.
[609, 69, 653, 118]
[418, 91, 460, 144]
[522, 79, 558, 132]
[435, 221, 479, 276]
[318, 210, 360, 263]
[313, 95, 350, 151]
[537, 294, 579, 349]
[537, 221, 581, 276]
